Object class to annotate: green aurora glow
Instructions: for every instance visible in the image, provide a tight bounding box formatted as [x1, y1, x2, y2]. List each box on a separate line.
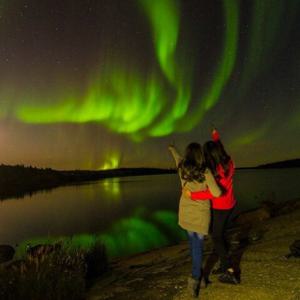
[12, 0, 238, 140]
[229, 125, 269, 149]
[139, 0, 180, 84]
[179, 0, 239, 132]
[100, 152, 120, 170]
[228, 0, 300, 149]
[0, 0, 299, 168]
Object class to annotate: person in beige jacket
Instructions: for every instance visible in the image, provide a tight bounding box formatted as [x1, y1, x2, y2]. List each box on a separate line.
[169, 143, 221, 298]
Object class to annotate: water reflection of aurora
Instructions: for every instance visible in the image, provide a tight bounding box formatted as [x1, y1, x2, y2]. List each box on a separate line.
[17, 209, 185, 258]
[102, 178, 121, 200]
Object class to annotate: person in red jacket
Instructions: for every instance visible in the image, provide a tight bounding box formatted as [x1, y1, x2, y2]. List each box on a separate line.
[183, 129, 239, 284]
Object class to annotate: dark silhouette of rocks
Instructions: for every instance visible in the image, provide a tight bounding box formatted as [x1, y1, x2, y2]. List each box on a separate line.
[235, 158, 300, 169]
[256, 158, 300, 168]
[0, 245, 15, 263]
[235, 207, 271, 225]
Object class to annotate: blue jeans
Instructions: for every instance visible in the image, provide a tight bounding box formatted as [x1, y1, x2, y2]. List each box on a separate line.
[187, 231, 204, 280]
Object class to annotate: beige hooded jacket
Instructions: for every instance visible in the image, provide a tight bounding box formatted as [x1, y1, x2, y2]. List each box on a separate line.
[169, 146, 221, 235]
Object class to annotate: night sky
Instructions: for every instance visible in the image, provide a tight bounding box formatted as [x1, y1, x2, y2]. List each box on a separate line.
[0, 0, 299, 170]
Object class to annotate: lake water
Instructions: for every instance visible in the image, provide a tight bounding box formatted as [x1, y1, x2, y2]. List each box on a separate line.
[1, 168, 300, 257]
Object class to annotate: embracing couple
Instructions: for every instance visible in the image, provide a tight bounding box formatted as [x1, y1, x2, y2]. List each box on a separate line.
[168, 128, 239, 298]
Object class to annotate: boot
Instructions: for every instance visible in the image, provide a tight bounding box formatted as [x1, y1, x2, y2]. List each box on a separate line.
[218, 270, 240, 284]
[187, 277, 200, 298]
[200, 275, 212, 288]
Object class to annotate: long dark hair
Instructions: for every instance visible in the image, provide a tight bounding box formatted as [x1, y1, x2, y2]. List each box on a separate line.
[203, 140, 231, 178]
[179, 143, 206, 182]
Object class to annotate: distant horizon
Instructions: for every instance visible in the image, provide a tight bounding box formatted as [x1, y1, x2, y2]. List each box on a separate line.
[1, 157, 299, 172]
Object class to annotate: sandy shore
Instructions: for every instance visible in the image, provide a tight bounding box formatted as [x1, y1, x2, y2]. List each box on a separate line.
[87, 199, 300, 300]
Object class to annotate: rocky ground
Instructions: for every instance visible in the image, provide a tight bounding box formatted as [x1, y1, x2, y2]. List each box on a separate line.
[87, 200, 300, 300]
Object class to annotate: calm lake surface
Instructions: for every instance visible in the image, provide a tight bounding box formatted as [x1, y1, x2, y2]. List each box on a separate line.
[1, 168, 300, 257]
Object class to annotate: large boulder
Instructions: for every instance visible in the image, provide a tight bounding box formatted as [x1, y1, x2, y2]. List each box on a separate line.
[260, 198, 300, 217]
[0, 245, 15, 263]
[276, 198, 300, 216]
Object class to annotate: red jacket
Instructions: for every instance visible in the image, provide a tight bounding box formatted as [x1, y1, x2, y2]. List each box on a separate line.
[190, 130, 236, 210]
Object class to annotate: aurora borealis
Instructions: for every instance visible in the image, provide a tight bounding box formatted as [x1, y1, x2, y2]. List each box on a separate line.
[0, 0, 299, 169]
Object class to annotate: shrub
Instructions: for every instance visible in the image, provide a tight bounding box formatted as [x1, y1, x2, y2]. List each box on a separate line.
[0, 247, 86, 300]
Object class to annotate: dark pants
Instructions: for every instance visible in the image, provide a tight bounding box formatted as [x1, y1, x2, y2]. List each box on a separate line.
[211, 208, 233, 272]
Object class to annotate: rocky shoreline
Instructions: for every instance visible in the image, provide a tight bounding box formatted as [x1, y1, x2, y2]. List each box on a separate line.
[1, 198, 299, 299]
[87, 198, 300, 300]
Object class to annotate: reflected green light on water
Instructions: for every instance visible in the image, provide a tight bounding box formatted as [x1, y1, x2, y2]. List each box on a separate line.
[99, 217, 169, 257]
[152, 210, 186, 240]
[102, 178, 121, 198]
[16, 209, 183, 259]
[69, 234, 97, 250]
